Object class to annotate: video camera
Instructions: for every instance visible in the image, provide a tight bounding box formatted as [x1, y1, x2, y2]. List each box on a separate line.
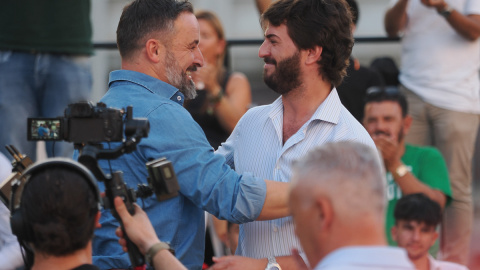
[3, 101, 180, 269]
[27, 101, 148, 144]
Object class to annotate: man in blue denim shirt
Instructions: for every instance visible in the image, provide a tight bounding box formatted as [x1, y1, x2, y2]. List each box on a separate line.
[92, 1, 289, 269]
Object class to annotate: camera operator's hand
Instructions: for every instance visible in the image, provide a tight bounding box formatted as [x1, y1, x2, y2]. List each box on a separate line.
[114, 197, 187, 270]
[114, 197, 158, 254]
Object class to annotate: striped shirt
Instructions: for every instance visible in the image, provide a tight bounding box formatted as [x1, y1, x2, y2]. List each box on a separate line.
[216, 88, 376, 259]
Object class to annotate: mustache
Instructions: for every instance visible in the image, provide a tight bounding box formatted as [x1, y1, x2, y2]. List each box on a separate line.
[187, 65, 198, 72]
[373, 131, 391, 137]
[264, 57, 276, 65]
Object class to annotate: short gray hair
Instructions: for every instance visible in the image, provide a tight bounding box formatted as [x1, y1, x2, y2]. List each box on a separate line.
[291, 141, 386, 219]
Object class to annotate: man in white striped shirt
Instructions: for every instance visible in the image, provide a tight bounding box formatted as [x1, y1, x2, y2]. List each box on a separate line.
[212, 0, 376, 269]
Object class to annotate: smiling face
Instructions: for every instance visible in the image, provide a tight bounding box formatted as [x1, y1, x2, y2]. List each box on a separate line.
[163, 12, 204, 99]
[258, 23, 302, 95]
[392, 220, 438, 260]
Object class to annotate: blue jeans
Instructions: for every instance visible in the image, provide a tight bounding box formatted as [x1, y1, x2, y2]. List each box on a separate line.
[0, 50, 92, 160]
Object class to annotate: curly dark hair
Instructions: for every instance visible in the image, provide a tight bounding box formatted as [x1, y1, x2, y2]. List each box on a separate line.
[22, 166, 98, 256]
[117, 0, 193, 59]
[261, 0, 354, 87]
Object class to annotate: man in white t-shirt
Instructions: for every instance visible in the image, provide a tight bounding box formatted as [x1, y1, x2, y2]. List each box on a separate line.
[385, 0, 480, 264]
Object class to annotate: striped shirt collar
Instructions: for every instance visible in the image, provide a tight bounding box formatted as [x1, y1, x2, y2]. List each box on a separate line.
[268, 88, 342, 126]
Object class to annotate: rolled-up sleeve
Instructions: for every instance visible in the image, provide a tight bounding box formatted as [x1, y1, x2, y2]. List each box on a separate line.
[143, 103, 266, 223]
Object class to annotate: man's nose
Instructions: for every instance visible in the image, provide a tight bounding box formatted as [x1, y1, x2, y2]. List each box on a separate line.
[194, 47, 204, 67]
[412, 229, 421, 241]
[258, 40, 270, 59]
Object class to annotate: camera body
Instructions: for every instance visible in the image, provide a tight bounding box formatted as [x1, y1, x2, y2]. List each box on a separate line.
[27, 101, 136, 143]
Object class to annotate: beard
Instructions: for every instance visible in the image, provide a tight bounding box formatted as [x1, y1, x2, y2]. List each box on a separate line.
[165, 51, 197, 100]
[263, 51, 302, 95]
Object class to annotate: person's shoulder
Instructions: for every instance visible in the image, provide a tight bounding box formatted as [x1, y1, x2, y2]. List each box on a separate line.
[228, 71, 248, 82]
[405, 144, 444, 159]
[225, 71, 251, 95]
[430, 256, 469, 270]
[101, 88, 182, 119]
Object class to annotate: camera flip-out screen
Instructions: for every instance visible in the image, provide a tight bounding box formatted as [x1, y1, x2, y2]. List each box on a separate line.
[27, 118, 62, 141]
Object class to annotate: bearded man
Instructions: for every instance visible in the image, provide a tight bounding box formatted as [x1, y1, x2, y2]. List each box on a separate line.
[211, 1, 375, 269]
[362, 86, 452, 251]
[92, 0, 293, 269]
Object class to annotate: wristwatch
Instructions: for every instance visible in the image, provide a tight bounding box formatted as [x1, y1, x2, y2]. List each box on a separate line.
[438, 5, 453, 19]
[265, 256, 282, 270]
[392, 164, 409, 178]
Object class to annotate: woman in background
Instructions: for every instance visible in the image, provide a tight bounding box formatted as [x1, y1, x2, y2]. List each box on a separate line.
[185, 10, 251, 149]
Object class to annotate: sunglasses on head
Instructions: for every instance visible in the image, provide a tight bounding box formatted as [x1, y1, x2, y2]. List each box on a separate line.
[366, 86, 400, 98]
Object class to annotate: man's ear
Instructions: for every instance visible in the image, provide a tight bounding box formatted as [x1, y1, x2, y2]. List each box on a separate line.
[216, 39, 227, 57]
[391, 226, 398, 242]
[95, 211, 102, 229]
[145, 39, 164, 63]
[305, 46, 323, 65]
[430, 230, 439, 246]
[315, 196, 333, 231]
[403, 115, 413, 136]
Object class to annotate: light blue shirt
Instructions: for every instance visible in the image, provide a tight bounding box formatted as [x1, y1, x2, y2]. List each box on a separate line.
[92, 70, 267, 270]
[217, 89, 376, 259]
[314, 246, 415, 269]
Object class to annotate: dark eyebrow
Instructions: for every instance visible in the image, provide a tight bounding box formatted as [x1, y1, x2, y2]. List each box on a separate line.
[265, 34, 279, 40]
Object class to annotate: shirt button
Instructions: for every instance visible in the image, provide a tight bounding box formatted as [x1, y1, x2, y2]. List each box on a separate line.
[273, 226, 278, 232]
[177, 96, 182, 101]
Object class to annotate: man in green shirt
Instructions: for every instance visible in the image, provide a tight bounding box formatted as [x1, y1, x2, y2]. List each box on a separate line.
[362, 86, 452, 247]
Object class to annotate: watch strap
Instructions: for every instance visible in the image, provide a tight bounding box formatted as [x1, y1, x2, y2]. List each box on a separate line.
[438, 5, 453, 18]
[393, 164, 409, 178]
[265, 256, 282, 270]
[145, 242, 172, 265]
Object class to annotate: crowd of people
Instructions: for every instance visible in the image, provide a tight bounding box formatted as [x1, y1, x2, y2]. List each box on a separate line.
[0, 0, 479, 270]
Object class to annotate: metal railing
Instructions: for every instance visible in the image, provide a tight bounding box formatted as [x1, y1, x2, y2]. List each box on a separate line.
[93, 36, 400, 50]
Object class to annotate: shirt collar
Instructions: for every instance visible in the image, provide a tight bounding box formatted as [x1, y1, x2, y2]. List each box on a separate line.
[268, 88, 342, 125]
[316, 246, 413, 269]
[108, 70, 185, 105]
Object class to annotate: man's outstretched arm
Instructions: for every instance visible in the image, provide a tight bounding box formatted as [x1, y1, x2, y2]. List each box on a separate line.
[257, 180, 290, 220]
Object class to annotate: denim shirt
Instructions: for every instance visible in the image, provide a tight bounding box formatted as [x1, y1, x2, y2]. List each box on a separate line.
[92, 70, 267, 270]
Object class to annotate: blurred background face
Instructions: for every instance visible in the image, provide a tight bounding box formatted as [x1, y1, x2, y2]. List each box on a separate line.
[392, 220, 438, 260]
[198, 18, 225, 64]
[363, 101, 405, 143]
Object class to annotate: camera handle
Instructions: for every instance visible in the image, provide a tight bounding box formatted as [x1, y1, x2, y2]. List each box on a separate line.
[78, 146, 147, 269]
[106, 172, 146, 269]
